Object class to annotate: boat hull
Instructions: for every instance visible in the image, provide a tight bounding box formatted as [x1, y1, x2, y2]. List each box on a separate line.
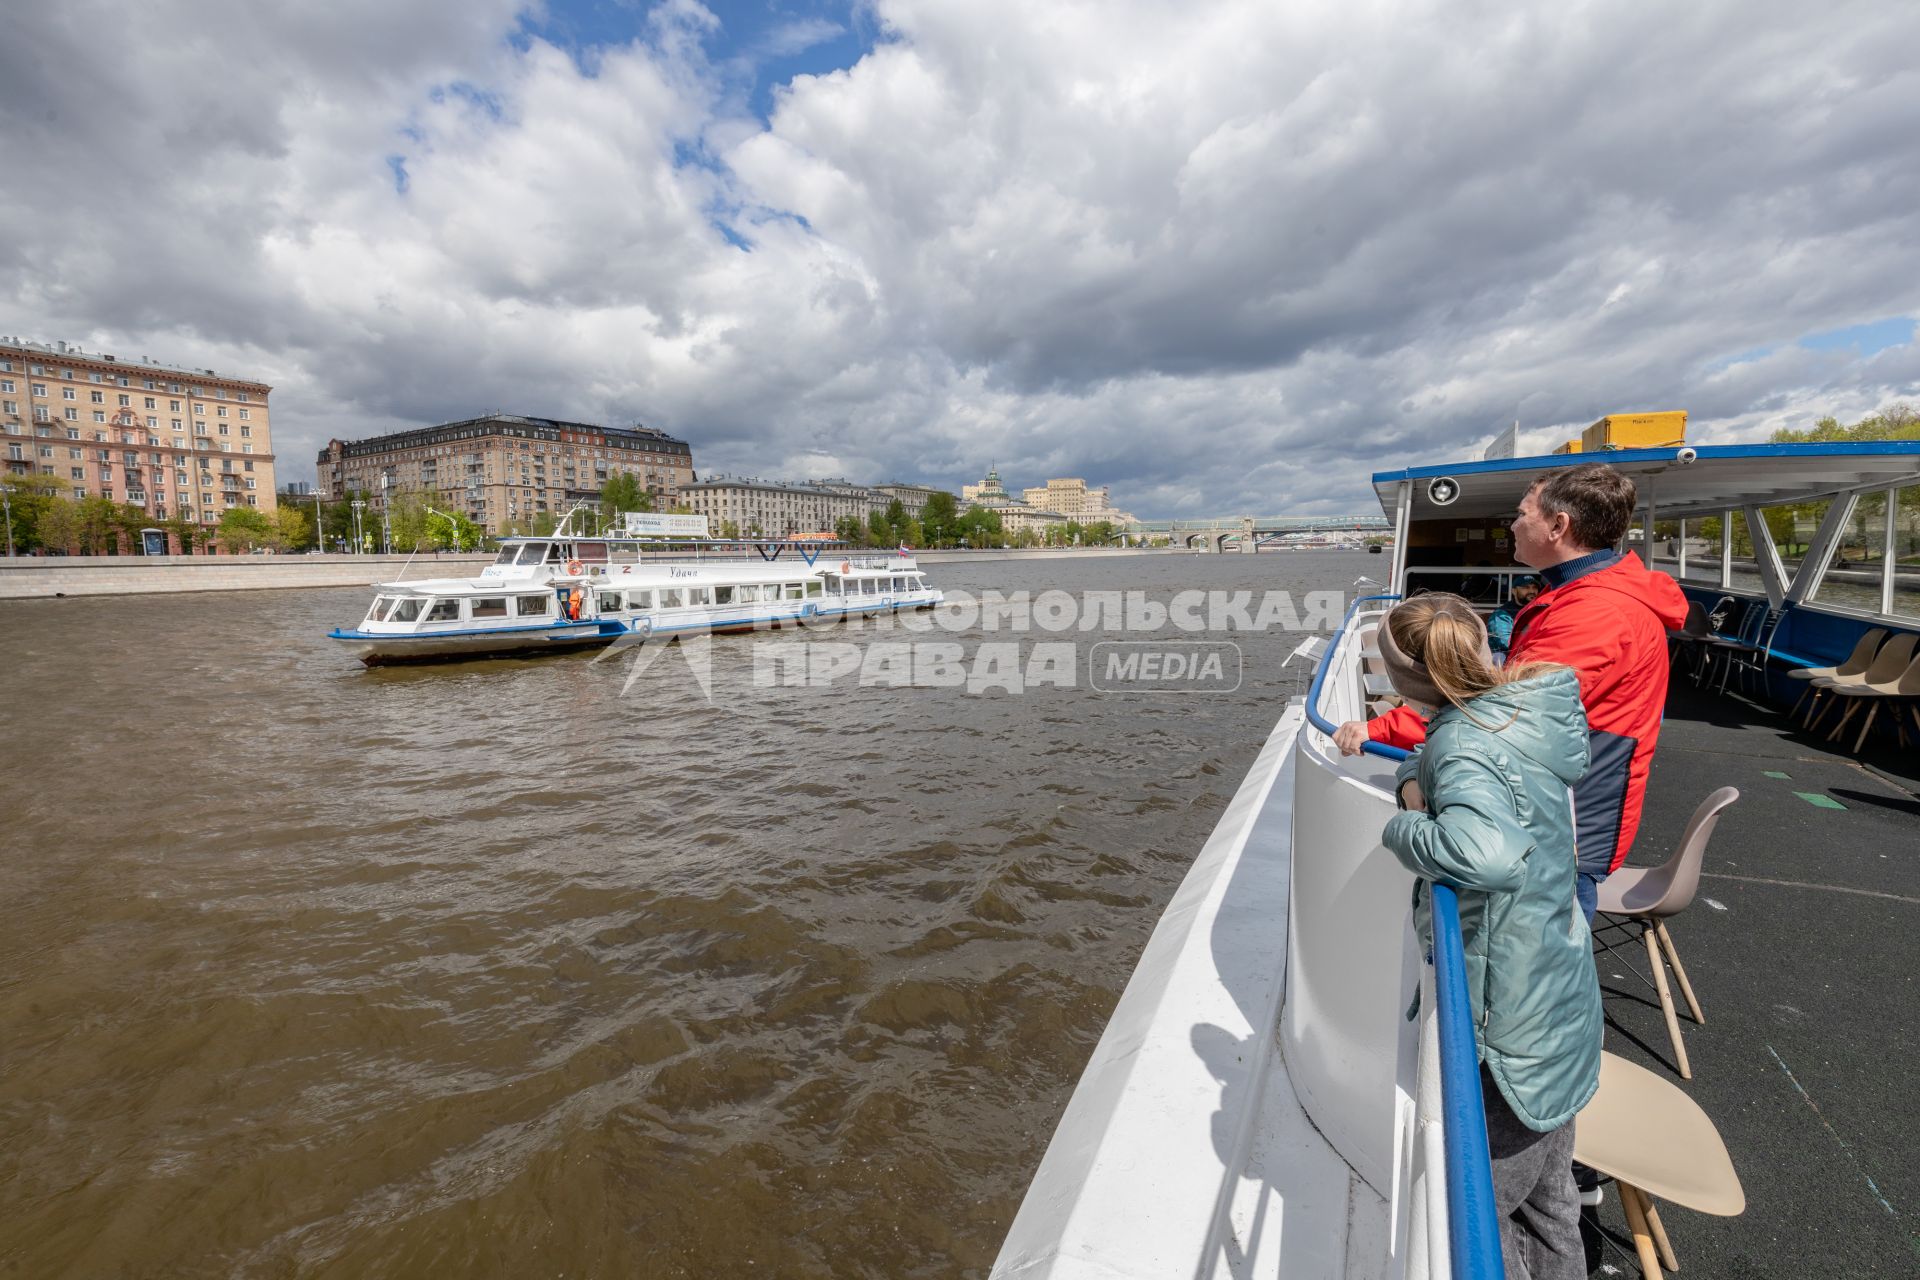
[331, 597, 942, 666]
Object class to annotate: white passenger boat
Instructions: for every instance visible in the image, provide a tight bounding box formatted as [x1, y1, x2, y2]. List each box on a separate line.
[328, 518, 942, 666]
[994, 440, 1920, 1279]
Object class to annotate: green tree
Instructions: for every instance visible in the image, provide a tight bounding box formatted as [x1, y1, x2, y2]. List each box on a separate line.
[427, 507, 484, 551]
[921, 491, 959, 546]
[955, 505, 1002, 546]
[884, 499, 906, 530]
[720, 519, 740, 540]
[275, 503, 314, 551]
[902, 518, 924, 548]
[600, 472, 652, 527]
[1772, 403, 1920, 443]
[1084, 520, 1116, 545]
[386, 488, 431, 550]
[1, 474, 55, 552]
[217, 505, 275, 552]
[38, 495, 82, 553]
[530, 512, 558, 536]
[868, 510, 892, 546]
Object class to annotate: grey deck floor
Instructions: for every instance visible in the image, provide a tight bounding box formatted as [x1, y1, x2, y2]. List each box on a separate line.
[1580, 678, 1920, 1277]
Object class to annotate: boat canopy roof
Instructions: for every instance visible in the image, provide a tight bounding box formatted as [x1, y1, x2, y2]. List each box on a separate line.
[1372, 442, 1920, 522]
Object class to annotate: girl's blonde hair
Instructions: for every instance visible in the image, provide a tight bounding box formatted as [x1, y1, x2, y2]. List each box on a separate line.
[1386, 593, 1564, 726]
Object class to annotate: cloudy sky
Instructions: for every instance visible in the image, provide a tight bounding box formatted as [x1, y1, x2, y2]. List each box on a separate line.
[3, 0, 1917, 517]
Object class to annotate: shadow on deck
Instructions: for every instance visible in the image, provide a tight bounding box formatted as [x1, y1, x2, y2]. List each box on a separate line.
[1582, 678, 1920, 1276]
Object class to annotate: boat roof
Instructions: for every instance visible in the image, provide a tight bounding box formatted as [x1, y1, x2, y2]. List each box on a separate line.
[1371, 442, 1920, 521]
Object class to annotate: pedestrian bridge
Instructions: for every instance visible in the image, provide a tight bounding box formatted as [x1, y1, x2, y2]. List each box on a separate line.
[1122, 514, 1391, 552]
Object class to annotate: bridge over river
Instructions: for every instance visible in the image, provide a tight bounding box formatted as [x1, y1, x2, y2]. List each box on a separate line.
[1122, 514, 1391, 551]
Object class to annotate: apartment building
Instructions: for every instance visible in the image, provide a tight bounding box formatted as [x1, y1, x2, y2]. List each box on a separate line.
[680, 476, 891, 536]
[318, 414, 694, 534]
[1, 336, 277, 530]
[1020, 476, 1133, 525]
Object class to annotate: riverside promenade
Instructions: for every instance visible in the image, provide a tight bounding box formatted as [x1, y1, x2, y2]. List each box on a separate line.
[0, 545, 1152, 599]
[0, 552, 495, 599]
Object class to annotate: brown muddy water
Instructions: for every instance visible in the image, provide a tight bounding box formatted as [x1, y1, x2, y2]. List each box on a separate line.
[0, 552, 1377, 1278]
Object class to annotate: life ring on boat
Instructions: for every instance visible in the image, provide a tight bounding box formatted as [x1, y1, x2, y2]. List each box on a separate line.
[839, 561, 851, 575]
[566, 559, 584, 577]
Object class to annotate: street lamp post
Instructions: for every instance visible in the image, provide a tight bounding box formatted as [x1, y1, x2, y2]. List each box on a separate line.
[351, 499, 366, 554]
[312, 488, 323, 555]
[2, 489, 12, 558]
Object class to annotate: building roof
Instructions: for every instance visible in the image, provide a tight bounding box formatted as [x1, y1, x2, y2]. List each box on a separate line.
[325, 414, 690, 460]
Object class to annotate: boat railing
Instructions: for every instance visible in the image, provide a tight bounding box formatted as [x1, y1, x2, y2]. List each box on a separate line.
[1304, 592, 1505, 1280]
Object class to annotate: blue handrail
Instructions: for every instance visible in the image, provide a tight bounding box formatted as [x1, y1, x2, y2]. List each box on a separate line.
[1303, 592, 1506, 1280]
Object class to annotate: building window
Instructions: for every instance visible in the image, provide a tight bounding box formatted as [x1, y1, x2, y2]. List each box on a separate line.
[63, 408, 77, 421]
[92, 412, 105, 423]
[237, 392, 249, 402]
[118, 394, 130, 407]
[70, 467, 84, 479]
[63, 387, 76, 400]
[194, 404, 205, 415]
[216, 406, 227, 418]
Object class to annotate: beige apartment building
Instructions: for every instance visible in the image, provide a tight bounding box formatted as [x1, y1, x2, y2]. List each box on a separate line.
[1021, 477, 1133, 524]
[318, 414, 694, 534]
[1, 336, 278, 535]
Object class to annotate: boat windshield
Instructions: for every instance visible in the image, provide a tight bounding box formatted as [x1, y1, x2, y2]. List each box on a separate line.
[492, 546, 518, 565]
[515, 543, 548, 566]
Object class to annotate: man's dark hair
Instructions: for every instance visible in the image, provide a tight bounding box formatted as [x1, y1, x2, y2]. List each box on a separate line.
[1530, 463, 1637, 550]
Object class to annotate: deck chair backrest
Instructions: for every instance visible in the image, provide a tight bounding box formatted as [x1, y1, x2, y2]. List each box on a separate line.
[1894, 651, 1920, 697]
[1679, 600, 1713, 639]
[1836, 628, 1889, 678]
[1638, 786, 1740, 917]
[1861, 632, 1919, 684]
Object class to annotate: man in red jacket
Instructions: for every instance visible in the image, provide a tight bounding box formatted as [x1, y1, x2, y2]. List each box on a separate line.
[1335, 462, 1690, 920]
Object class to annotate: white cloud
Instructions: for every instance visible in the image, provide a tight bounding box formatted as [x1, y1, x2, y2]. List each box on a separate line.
[3, 0, 1918, 516]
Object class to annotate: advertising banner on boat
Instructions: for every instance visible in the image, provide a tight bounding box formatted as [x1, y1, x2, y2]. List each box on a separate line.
[622, 513, 710, 537]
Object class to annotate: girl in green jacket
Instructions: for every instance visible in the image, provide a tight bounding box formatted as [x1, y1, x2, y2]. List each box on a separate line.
[1377, 593, 1601, 1280]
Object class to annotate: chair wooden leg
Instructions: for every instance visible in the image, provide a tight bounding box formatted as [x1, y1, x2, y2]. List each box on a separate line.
[1826, 699, 1860, 743]
[1804, 689, 1828, 731]
[1655, 920, 1705, 1024]
[1645, 925, 1691, 1078]
[1620, 1180, 1665, 1279]
[1631, 1184, 1680, 1273]
[1791, 683, 1812, 721]
[1852, 701, 1881, 755]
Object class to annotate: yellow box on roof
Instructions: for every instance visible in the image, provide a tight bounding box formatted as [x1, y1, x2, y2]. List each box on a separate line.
[1552, 439, 1583, 454]
[1581, 411, 1688, 452]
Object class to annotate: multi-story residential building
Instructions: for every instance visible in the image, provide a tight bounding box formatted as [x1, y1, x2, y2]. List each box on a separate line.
[680, 476, 879, 536]
[318, 414, 694, 534]
[874, 482, 946, 517]
[0, 336, 277, 540]
[1023, 477, 1133, 523]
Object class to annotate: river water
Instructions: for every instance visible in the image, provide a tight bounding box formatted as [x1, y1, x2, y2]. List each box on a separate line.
[0, 551, 1377, 1278]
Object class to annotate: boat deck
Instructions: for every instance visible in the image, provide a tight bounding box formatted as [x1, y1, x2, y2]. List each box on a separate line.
[1582, 678, 1920, 1276]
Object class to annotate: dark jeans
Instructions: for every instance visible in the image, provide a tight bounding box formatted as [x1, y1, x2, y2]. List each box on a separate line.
[1482, 1068, 1584, 1280]
[1576, 870, 1602, 923]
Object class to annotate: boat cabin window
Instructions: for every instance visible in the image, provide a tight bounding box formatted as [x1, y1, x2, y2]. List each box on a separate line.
[515, 543, 548, 566]
[389, 598, 424, 623]
[576, 542, 609, 564]
[471, 597, 509, 619]
[545, 543, 565, 564]
[806, 580, 823, 598]
[863, 578, 880, 596]
[424, 599, 460, 622]
[492, 546, 518, 565]
[515, 594, 551, 617]
[714, 585, 735, 605]
[736, 585, 760, 603]
[599, 592, 622, 611]
[660, 588, 684, 608]
[628, 589, 653, 609]
[365, 595, 395, 622]
[822, 575, 840, 595]
[784, 583, 804, 601]
[688, 586, 712, 606]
